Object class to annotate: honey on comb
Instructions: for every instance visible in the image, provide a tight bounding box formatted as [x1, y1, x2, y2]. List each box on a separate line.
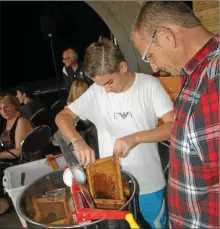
[86, 156, 125, 209]
[92, 172, 118, 199]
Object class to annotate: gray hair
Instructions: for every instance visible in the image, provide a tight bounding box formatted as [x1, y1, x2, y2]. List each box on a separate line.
[64, 48, 78, 61]
[70, 48, 78, 61]
[83, 39, 125, 78]
[133, 1, 201, 39]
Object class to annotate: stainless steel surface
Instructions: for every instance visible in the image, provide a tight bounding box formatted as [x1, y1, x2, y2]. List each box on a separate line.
[16, 169, 136, 228]
[59, 137, 90, 207]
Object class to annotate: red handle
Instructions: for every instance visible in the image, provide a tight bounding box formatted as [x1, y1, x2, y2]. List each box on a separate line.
[71, 180, 130, 223]
[46, 154, 64, 161]
[73, 208, 130, 223]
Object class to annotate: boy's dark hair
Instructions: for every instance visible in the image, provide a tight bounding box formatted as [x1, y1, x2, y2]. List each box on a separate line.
[16, 84, 34, 99]
[83, 39, 125, 79]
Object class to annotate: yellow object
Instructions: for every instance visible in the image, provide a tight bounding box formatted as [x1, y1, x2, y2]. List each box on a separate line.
[50, 218, 66, 225]
[123, 186, 131, 197]
[125, 213, 140, 229]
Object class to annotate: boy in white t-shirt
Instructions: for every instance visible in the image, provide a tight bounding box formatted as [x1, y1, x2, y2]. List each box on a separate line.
[56, 40, 173, 228]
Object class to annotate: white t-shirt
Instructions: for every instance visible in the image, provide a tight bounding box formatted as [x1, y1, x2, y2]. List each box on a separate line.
[68, 73, 173, 194]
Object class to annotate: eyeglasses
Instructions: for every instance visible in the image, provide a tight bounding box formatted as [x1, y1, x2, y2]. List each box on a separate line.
[63, 57, 71, 61]
[141, 30, 157, 63]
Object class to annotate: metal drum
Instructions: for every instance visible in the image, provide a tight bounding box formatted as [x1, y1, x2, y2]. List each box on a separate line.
[16, 169, 138, 229]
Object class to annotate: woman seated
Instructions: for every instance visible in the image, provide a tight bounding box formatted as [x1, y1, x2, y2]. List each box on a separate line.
[0, 95, 33, 215]
[0, 95, 33, 159]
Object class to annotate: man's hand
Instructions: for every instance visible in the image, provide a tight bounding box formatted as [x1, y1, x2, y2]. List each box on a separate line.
[74, 140, 96, 168]
[113, 134, 137, 158]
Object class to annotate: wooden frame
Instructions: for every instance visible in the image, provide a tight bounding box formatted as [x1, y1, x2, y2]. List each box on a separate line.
[31, 194, 73, 226]
[86, 156, 125, 209]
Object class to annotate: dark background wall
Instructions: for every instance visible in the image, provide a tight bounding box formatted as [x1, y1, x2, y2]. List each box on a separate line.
[0, 1, 110, 91]
[0, 1, 192, 92]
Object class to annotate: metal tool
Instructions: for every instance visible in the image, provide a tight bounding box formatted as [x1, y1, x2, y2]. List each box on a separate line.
[58, 137, 86, 184]
[58, 137, 93, 207]
[158, 140, 170, 174]
[58, 138, 140, 228]
[71, 179, 140, 229]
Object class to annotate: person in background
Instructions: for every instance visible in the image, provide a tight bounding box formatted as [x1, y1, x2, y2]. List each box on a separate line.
[0, 95, 33, 158]
[62, 48, 93, 92]
[56, 40, 174, 228]
[0, 95, 33, 215]
[0, 95, 4, 131]
[53, 80, 98, 156]
[62, 48, 79, 91]
[132, 2, 219, 228]
[16, 85, 45, 120]
[66, 80, 89, 105]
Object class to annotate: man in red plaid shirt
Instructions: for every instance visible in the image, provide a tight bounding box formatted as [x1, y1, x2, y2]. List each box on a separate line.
[132, 2, 219, 228]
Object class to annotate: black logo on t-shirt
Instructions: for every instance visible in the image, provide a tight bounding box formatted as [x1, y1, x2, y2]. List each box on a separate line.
[114, 112, 133, 119]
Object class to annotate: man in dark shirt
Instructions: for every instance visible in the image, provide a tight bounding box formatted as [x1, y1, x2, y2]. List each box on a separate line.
[62, 48, 93, 91]
[62, 48, 79, 91]
[16, 85, 46, 120]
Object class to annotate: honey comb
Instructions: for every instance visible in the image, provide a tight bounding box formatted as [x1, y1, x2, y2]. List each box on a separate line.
[86, 156, 125, 210]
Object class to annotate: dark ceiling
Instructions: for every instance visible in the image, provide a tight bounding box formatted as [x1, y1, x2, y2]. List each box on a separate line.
[0, 2, 110, 90]
[0, 1, 193, 91]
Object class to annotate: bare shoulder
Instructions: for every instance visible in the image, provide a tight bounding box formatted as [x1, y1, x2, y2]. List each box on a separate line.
[17, 117, 33, 128]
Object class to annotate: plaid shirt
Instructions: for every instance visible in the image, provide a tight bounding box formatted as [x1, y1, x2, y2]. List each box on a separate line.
[168, 34, 219, 229]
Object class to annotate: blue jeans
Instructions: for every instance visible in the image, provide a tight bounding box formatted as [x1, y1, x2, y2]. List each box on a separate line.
[138, 188, 166, 229]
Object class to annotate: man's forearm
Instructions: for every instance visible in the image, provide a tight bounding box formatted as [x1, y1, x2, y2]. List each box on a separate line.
[133, 122, 172, 144]
[55, 113, 82, 143]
